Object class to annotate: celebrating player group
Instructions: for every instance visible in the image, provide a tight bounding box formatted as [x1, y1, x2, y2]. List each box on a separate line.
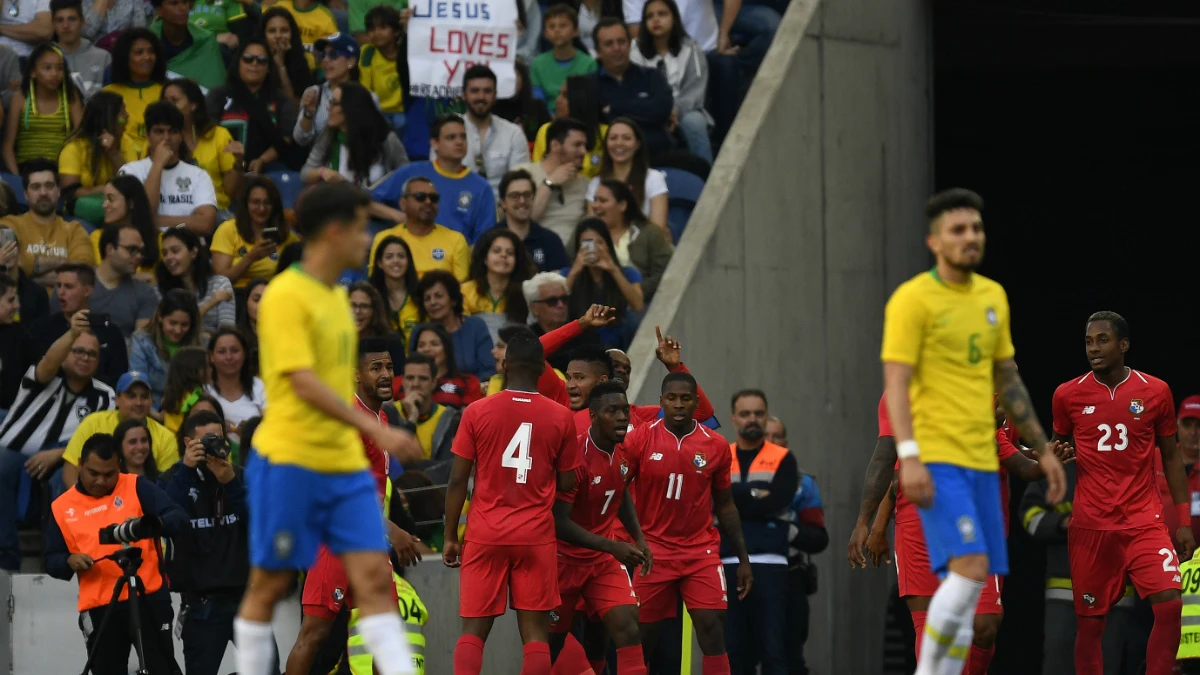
[848, 187, 1195, 675]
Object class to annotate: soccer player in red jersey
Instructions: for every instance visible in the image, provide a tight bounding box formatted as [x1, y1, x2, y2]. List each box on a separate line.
[550, 380, 654, 675]
[443, 329, 583, 675]
[1052, 311, 1195, 675]
[284, 339, 423, 675]
[623, 371, 752, 675]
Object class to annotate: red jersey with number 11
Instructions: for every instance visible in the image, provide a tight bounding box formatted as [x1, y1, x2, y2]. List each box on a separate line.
[451, 390, 581, 546]
[623, 420, 731, 560]
[1052, 369, 1177, 531]
[556, 433, 630, 563]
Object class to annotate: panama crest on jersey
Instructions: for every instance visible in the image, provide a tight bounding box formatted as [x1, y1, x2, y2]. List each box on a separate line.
[620, 460, 629, 477]
[1130, 399, 1145, 418]
[693, 453, 707, 469]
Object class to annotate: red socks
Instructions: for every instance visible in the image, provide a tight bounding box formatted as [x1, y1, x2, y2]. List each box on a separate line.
[590, 660, 607, 675]
[1147, 599, 1184, 675]
[616, 645, 646, 675]
[523, 642, 553, 675]
[551, 634, 595, 675]
[700, 654, 730, 675]
[454, 635, 485, 675]
[965, 643, 994, 675]
[910, 611, 927, 661]
[1074, 615, 1106, 675]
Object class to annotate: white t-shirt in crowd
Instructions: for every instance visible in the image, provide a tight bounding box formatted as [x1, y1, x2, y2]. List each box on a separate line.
[119, 158, 218, 219]
[623, 0, 718, 53]
[205, 378, 266, 443]
[0, 0, 49, 57]
[586, 169, 668, 218]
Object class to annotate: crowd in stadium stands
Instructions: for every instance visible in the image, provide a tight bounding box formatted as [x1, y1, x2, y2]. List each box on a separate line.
[0, 0, 807, 671]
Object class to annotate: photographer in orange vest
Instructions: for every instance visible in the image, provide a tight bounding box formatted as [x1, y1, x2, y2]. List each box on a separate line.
[44, 432, 188, 675]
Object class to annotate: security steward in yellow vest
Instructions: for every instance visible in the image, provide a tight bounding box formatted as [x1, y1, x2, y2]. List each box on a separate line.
[1180, 555, 1200, 672]
[347, 571, 429, 675]
[1020, 460, 1137, 675]
[44, 432, 188, 675]
[722, 390, 801, 675]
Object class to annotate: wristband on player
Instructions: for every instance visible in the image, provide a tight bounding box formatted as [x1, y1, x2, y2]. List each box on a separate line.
[896, 440, 920, 459]
[1177, 503, 1190, 527]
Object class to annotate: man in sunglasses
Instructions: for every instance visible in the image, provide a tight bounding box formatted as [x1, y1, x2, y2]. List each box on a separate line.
[523, 271, 603, 374]
[368, 176, 471, 282]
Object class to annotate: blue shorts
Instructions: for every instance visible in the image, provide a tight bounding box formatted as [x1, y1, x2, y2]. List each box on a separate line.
[246, 451, 388, 570]
[917, 463, 1008, 577]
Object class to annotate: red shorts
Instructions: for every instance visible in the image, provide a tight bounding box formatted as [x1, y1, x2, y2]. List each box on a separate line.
[302, 546, 351, 618]
[1069, 525, 1182, 616]
[459, 541, 560, 617]
[633, 557, 726, 623]
[550, 558, 638, 632]
[894, 517, 1004, 614]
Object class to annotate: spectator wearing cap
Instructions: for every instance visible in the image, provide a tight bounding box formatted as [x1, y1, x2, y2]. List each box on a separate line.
[1179, 395, 1200, 534]
[148, 0, 226, 90]
[29, 263, 128, 387]
[493, 169, 570, 273]
[60, 370, 180, 489]
[461, 65, 531, 203]
[294, 32, 377, 146]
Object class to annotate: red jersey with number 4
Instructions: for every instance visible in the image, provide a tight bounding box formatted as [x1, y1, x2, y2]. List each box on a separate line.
[1052, 370, 1177, 531]
[623, 420, 732, 560]
[557, 433, 630, 563]
[452, 390, 581, 546]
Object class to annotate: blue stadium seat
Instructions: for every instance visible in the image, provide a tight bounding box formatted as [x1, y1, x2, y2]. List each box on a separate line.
[0, 172, 26, 206]
[266, 170, 303, 210]
[659, 168, 704, 242]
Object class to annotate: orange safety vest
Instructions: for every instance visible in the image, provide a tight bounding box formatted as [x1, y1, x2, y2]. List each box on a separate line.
[728, 441, 790, 484]
[51, 473, 165, 612]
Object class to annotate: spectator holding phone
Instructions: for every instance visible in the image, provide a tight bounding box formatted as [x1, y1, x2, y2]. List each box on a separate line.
[211, 176, 296, 288]
[564, 217, 643, 348]
[156, 228, 235, 338]
[28, 263, 128, 387]
[1, 159, 93, 287]
[0, 223, 49, 323]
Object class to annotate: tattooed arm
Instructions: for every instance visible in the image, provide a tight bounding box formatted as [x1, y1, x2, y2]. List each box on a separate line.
[995, 358, 1066, 503]
[848, 435, 897, 568]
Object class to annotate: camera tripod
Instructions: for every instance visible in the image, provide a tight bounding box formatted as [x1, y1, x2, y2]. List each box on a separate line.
[78, 545, 179, 675]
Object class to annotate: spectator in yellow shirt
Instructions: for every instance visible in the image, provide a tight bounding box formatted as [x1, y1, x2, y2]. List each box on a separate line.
[1, 160, 94, 286]
[102, 29, 167, 148]
[368, 234, 421, 346]
[460, 228, 535, 341]
[368, 176, 470, 281]
[162, 79, 243, 215]
[270, 0, 337, 47]
[59, 91, 142, 224]
[210, 176, 298, 287]
[361, 5, 405, 133]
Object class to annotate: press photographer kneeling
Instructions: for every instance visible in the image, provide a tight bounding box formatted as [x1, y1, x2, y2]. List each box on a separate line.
[44, 433, 187, 675]
[159, 410, 254, 675]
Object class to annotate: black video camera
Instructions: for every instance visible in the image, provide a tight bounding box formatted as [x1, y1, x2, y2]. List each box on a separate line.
[201, 433, 228, 459]
[99, 515, 162, 545]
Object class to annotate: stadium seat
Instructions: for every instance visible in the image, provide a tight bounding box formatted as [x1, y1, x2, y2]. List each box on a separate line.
[266, 170, 303, 210]
[1, 172, 26, 206]
[660, 167, 705, 242]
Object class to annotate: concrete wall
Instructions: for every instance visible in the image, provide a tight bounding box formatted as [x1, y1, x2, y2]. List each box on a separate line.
[625, 1, 934, 673]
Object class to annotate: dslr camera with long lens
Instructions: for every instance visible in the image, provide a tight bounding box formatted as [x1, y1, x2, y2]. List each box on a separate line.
[99, 514, 163, 546]
[201, 433, 228, 460]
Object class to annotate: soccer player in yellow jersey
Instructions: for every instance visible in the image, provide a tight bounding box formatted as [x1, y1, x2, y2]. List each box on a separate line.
[234, 182, 423, 675]
[881, 188, 1066, 675]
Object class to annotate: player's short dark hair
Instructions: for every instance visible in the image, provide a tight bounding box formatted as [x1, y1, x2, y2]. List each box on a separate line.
[463, 64, 496, 88]
[661, 371, 697, 395]
[588, 380, 627, 409]
[730, 388, 768, 411]
[545, 117, 588, 150]
[294, 182, 370, 239]
[358, 337, 390, 360]
[20, 158, 59, 190]
[544, 3, 579, 27]
[404, 352, 437, 378]
[80, 433, 120, 464]
[56, 262, 95, 286]
[1087, 311, 1130, 342]
[926, 188, 984, 231]
[50, 0, 83, 17]
[592, 16, 628, 49]
[504, 330, 545, 372]
[144, 100, 184, 132]
[497, 324, 534, 346]
[568, 344, 613, 378]
[499, 169, 534, 199]
[430, 113, 465, 140]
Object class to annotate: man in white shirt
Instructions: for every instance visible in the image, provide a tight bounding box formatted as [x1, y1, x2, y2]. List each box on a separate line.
[0, 0, 52, 58]
[460, 64, 530, 204]
[118, 101, 218, 237]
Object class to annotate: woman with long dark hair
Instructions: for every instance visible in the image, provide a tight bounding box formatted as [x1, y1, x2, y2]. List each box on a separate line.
[114, 418, 159, 480]
[564, 217, 644, 347]
[301, 82, 407, 188]
[206, 326, 265, 447]
[631, 0, 712, 163]
[461, 229, 535, 331]
[348, 281, 407, 368]
[210, 176, 295, 287]
[130, 288, 202, 408]
[368, 235, 421, 346]
[532, 75, 606, 177]
[2, 44, 83, 173]
[163, 79, 244, 215]
[236, 277, 267, 374]
[403, 323, 482, 408]
[411, 271, 496, 381]
[103, 28, 168, 150]
[59, 92, 138, 223]
[156, 228, 236, 337]
[492, 60, 551, 144]
[95, 174, 159, 279]
[258, 7, 315, 104]
[587, 117, 670, 234]
[590, 178, 673, 301]
[205, 39, 299, 173]
[160, 346, 211, 432]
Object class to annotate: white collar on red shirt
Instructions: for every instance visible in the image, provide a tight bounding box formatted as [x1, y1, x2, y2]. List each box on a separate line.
[1082, 367, 1147, 400]
[585, 431, 616, 462]
[355, 395, 387, 424]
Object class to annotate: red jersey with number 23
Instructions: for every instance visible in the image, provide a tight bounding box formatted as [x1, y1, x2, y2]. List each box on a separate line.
[557, 433, 630, 564]
[1052, 370, 1177, 531]
[452, 391, 581, 546]
[623, 420, 732, 560]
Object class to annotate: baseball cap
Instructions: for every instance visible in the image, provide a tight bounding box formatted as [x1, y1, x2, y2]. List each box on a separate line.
[116, 371, 151, 394]
[314, 33, 360, 59]
[1180, 395, 1200, 421]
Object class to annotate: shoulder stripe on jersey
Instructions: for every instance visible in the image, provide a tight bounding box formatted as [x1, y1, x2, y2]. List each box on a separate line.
[697, 425, 714, 439]
[649, 419, 663, 429]
[1133, 370, 1149, 384]
[1077, 374, 1090, 384]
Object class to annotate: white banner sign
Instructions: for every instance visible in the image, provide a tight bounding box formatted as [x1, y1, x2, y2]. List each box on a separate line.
[406, 0, 518, 99]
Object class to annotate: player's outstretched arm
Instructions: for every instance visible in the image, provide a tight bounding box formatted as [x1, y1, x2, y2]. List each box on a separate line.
[617, 488, 653, 576]
[994, 359, 1065, 503]
[552, 501, 645, 568]
[442, 456, 474, 568]
[1159, 434, 1196, 561]
[714, 486, 753, 598]
[849, 435, 897, 568]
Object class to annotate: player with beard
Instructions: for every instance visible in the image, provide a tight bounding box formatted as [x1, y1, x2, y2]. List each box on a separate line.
[1052, 312, 1194, 675]
[285, 338, 424, 675]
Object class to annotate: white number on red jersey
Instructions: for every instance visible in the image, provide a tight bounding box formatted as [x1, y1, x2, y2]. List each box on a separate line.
[601, 489, 616, 514]
[502, 422, 534, 483]
[666, 473, 684, 500]
[1160, 548, 1179, 573]
[1097, 423, 1129, 452]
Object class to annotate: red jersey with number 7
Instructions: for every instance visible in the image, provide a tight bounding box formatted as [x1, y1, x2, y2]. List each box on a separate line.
[556, 433, 631, 563]
[1052, 369, 1177, 531]
[622, 420, 732, 560]
[451, 390, 581, 546]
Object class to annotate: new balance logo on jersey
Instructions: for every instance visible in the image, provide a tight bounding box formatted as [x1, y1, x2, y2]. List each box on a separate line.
[1083, 406, 1095, 414]
[650, 453, 664, 461]
[593, 475, 602, 484]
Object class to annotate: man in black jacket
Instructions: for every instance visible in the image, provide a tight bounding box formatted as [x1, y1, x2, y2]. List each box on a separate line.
[592, 18, 674, 159]
[159, 410, 255, 675]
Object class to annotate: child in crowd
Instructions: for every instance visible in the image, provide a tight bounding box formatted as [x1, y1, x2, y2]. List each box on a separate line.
[361, 5, 406, 137]
[529, 4, 596, 114]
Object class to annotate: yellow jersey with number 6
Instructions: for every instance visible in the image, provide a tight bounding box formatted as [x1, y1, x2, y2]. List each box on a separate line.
[254, 265, 367, 473]
[881, 269, 1015, 471]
